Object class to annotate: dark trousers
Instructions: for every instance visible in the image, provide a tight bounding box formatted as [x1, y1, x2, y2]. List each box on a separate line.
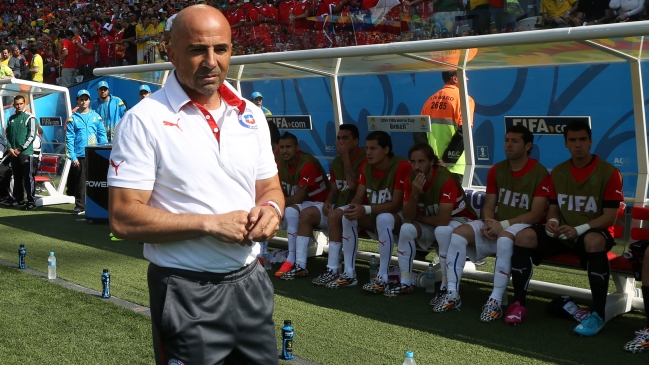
[10, 154, 35, 203]
[0, 162, 13, 198]
[66, 158, 86, 209]
[148, 261, 278, 365]
[77, 65, 94, 81]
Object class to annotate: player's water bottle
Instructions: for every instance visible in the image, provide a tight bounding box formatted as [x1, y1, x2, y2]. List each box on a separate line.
[47, 252, 56, 280]
[282, 320, 294, 360]
[18, 244, 26, 269]
[101, 268, 111, 299]
[369, 255, 378, 278]
[402, 350, 416, 365]
[425, 263, 435, 294]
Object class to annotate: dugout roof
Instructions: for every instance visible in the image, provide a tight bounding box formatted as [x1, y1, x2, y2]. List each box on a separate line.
[94, 22, 649, 205]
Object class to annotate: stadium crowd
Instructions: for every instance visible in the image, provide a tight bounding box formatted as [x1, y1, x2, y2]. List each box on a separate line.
[0, 0, 647, 85]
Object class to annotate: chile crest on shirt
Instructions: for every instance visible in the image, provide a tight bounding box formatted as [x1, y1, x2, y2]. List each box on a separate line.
[239, 108, 258, 129]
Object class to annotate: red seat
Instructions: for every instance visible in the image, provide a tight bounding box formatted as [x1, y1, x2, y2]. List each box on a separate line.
[35, 155, 59, 183]
[631, 206, 649, 242]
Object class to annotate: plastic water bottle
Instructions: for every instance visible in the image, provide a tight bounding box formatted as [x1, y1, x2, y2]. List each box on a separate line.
[425, 263, 435, 294]
[282, 320, 294, 360]
[101, 269, 111, 299]
[18, 244, 26, 269]
[47, 252, 56, 280]
[369, 255, 378, 279]
[402, 350, 416, 365]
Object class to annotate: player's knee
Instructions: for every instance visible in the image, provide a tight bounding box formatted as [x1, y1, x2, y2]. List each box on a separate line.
[435, 225, 452, 239]
[452, 224, 473, 239]
[583, 232, 607, 252]
[285, 206, 300, 223]
[514, 228, 537, 248]
[299, 207, 320, 226]
[496, 236, 514, 257]
[375, 213, 395, 230]
[400, 223, 418, 241]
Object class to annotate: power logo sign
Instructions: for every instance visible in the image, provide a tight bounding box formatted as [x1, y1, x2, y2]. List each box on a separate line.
[504, 116, 591, 136]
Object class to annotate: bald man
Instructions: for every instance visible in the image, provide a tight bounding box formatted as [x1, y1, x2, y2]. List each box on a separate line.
[107, 5, 283, 365]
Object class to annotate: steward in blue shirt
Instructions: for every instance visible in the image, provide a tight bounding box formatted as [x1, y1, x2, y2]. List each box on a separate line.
[90, 81, 127, 142]
[67, 89, 108, 215]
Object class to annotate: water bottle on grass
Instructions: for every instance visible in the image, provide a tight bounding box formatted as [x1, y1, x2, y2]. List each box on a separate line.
[48, 252, 56, 280]
[101, 269, 111, 299]
[369, 255, 378, 278]
[18, 244, 26, 269]
[282, 320, 294, 360]
[425, 263, 435, 294]
[402, 350, 416, 365]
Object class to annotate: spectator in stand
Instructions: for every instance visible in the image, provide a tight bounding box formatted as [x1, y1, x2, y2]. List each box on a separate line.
[164, 4, 184, 44]
[0, 61, 14, 79]
[76, 32, 95, 81]
[225, 0, 247, 48]
[467, 0, 492, 34]
[151, 16, 165, 40]
[609, 0, 644, 21]
[135, 15, 156, 64]
[59, 30, 78, 87]
[574, 0, 614, 24]
[97, 27, 113, 68]
[246, 0, 278, 53]
[111, 23, 125, 66]
[139, 84, 152, 100]
[25, 44, 43, 82]
[0, 47, 9, 66]
[277, 0, 295, 43]
[538, 0, 579, 27]
[8, 45, 26, 80]
[121, 15, 137, 65]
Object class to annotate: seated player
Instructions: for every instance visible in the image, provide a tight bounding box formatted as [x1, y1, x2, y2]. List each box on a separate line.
[431, 125, 550, 319]
[275, 132, 330, 278]
[384, 143, 476, 297]
[325, 131, 412, 292]
[508, 121, 623, 336]
[624, 240, 649, 353]
[307, 125, 367, 284]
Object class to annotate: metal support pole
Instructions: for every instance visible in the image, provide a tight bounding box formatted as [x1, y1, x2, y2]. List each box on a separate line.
[330, 58, 343, 134]
[629, 58, 649, 206]
[457, 49, 474, 189]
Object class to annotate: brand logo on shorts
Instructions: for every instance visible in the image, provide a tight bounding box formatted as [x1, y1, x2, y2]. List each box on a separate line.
[239, 109, 258, 129]
[168, 359, 185, 365]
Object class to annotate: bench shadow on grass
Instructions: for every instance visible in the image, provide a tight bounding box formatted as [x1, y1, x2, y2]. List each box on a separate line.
[0, 207, 143, 259]
[272, 255, 648, 365]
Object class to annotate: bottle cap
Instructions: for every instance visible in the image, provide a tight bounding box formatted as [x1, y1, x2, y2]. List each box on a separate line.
[428, 263, 433, 267]
[371, 254, 375, 258]
[406, 351, 414, 358]
[103, 268, 109, 272]
[50, 251, 54, 255]
[284, 320, 292, 325]
[20, 244, 24, 247]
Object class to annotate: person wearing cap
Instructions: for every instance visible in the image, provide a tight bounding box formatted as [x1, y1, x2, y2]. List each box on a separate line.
[66, 89, 108, 215]
[139, 84, 152, 100]
[251, 91, 272, 116]
[90, 81, 127, 142]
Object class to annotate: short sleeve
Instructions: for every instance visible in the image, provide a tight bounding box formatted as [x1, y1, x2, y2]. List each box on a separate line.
[393, 160, 413, 191]
[107, 111, 157, 190]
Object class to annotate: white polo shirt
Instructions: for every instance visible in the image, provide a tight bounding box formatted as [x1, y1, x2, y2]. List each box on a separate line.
[107, 72, 277, 273]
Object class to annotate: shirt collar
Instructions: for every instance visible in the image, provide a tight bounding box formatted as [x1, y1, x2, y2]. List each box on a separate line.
[164, 71, 246, 115]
